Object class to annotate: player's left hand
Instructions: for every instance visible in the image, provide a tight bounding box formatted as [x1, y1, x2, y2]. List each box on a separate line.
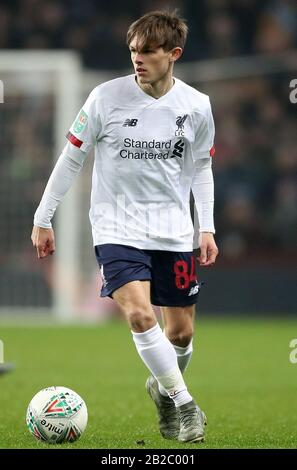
[198, 232, 219, 267]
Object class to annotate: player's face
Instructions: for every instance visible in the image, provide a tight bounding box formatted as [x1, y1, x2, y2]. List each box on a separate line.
[129, 37, 176, 85]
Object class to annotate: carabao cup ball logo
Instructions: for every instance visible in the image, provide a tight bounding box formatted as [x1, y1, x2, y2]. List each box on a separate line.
[26, 386, 88, 444]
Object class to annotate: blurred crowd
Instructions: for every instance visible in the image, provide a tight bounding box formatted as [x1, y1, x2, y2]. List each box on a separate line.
[0, 94, 54, 306]
[0, 0, 296, 68]
[207, 74, 297, 261]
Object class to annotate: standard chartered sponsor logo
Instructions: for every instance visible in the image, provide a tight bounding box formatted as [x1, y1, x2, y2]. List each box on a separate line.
[120, 137, 172, 159]
[120, 149, 170, 159]
[123, 138, 172, 149]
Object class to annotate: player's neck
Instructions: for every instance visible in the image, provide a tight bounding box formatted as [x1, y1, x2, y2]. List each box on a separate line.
[137, 74, 175, 99]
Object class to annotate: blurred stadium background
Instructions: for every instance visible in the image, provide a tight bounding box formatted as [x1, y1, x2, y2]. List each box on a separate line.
[0, 0, 296, 322]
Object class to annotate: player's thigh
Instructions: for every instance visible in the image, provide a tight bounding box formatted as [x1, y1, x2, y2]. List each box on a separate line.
[112, 279, 151, 311]
[112, 280, 156, 330]
[161, 305, 195, 346]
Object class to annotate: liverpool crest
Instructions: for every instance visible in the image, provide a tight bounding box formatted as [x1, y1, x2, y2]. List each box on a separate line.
[175, 115, 188, 136]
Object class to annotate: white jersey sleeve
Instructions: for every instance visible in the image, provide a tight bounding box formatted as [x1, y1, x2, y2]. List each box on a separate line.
[66, 88, 102, 153]
[191, 158, 215, 235]
[33, 142, 87, 228]
[191, 97, 216, 243]
[193, 97, 215, 161]
[34, 87, 101, 228]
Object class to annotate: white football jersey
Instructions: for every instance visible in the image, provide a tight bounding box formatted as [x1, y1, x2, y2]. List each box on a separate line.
[67, 74, 215, 251]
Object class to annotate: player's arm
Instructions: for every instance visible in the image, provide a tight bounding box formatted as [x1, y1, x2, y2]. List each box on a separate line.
[191, 158, 219, 267]
[192, 98, 218, 267]
[32, 89, 101, 259]
[31, 142, 87, 259]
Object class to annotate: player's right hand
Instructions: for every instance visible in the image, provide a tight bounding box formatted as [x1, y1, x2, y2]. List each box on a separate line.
[31, 226, 55, 259]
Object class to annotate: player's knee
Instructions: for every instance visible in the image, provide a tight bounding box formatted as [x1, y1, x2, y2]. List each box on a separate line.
[166, 328, 194, 347]
[128, 308, 155, 332]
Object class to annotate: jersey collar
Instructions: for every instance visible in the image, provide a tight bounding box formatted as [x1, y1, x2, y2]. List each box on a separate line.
[130, 74, 179, 102]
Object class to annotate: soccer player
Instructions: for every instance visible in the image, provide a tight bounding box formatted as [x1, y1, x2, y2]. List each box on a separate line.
[31, 10, 218, 443]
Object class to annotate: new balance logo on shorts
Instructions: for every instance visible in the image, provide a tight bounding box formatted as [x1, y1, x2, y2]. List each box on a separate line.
[188, 285, 199, 296]
[122, 118, 138, 127]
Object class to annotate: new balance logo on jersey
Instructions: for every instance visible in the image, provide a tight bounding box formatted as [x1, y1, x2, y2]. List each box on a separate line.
[122, 118, 138, 127]
[188, 285, 199, 296]
[170, 139, 185, 158]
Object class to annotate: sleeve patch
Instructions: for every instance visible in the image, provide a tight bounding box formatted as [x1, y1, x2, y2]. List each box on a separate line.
[73, 109, 88, 133]
[66, 131, 83, 148]
[210, 145, 215, 157]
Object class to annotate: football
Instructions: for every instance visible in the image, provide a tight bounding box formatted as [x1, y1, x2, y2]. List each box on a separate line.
[26, 386, 88, 444]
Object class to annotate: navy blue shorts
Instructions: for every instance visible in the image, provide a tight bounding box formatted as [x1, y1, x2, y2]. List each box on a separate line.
[94, 244, 202, 307]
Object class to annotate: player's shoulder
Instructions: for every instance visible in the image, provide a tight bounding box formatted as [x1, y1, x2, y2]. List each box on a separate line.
[175, 78, 211, 115]
[88, 75, 133, 102]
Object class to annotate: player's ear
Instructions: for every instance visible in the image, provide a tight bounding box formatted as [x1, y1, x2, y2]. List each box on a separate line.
[170, 47, 183, 63]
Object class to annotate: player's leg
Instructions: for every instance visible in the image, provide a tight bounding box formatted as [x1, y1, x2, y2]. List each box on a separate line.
[159, 305, 206, 443]
[150, 305, 194, 412]
[146, 250, 206, 442]
[112, 280, 194, 408]
[162, 304, 194, 367]
[112, 280, 188, 439]
[159, 305, 195, 394]
[95, 245, 196, 438]
[111, 280, 155, 332]
[161, 304, 207, 441]
[150, 250, 199, 378]
[146, 304, 205, 443]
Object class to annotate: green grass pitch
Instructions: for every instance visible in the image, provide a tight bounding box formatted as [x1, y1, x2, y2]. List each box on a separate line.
[0, 316, 296, 449]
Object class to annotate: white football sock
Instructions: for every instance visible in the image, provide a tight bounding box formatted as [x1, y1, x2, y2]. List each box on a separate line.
[159, 340, 193, 397]
[174, 340, 193, 373]
[132, 323, 193, 407]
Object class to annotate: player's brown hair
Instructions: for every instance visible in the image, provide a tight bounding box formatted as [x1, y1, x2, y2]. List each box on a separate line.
[127, 10, 188, 52]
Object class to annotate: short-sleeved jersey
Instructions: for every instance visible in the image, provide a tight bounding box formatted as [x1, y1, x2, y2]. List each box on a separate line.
[67, 74, 215, 251]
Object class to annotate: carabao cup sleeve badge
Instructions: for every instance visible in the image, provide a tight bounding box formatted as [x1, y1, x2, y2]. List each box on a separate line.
[73, 110, 88, 133]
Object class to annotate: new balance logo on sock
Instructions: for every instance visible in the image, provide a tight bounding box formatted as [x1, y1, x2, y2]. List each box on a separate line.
[188, 285, 199, 296]
[122, 118, 138, 127]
